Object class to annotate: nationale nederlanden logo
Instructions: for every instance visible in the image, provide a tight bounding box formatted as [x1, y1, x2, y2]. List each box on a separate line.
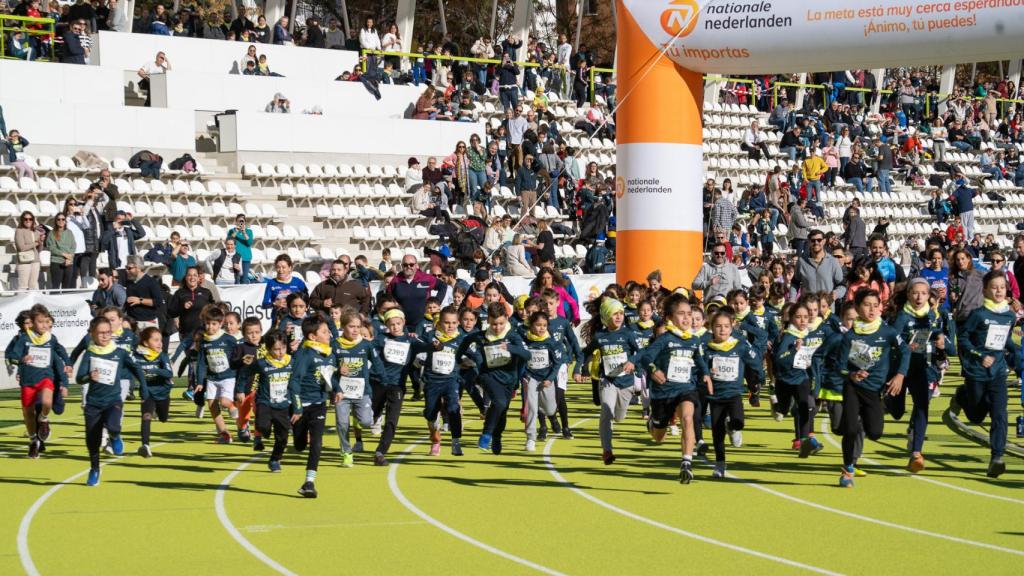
[660, 0, 700, 37]
[615, 176, 626, 199]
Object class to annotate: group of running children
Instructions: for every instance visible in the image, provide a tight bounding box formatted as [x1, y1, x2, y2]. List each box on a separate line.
[5, 270, 1016, 496]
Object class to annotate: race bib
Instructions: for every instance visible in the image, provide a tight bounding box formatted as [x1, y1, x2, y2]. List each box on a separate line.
[484, 344, 511, 368]
[849, 340, 877, 370]
[985, 324, 1010, 350]
[268, 372, 289, 403]
[319, 364, 336, 392]
[666, 355, 693, 383]
[528, 349, 549, 371]
[339, 376, 364, 399]
[383, 339, 411, 364]
[290, 324, 303, 344]
[711, 356, 740, 382]
[793, 346, 817, 370]
[909, 329, 931, 353]
[91, 357, 119, 386]
[206, 349, 230, 373]
[27, 346, 51, 368]
[602, 352, 627, 377]
[431, 351, 456, 375]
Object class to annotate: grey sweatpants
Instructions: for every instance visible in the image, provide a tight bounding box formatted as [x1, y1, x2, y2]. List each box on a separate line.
[960, 209, 975, 239]
[523, 377, 557, 441]
[599, 382, 634, 452]
[335, 395, 373, 453]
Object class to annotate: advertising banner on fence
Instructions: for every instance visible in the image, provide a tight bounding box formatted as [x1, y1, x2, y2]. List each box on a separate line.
[623, 0, 1024, 73]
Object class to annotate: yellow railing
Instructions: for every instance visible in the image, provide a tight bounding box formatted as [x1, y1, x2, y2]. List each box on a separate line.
[923, 92, 1024, 119]
[0, 14, 56, 62]
[772, 81, 893, 110]
[588, 66, 615, 105]
[360, 49, 567, 73]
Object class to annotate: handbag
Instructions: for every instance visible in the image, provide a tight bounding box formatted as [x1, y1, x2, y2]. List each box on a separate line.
[17, 250, 35, 264]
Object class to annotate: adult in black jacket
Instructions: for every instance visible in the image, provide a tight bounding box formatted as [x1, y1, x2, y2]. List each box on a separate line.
[100, 211, 145, 282]
[124, 255, 164, 328]
[305, 18, 325, 48]
[167, 265, 216, 341]
[60, 22, 87, 64]
[308, 259, 371, 314]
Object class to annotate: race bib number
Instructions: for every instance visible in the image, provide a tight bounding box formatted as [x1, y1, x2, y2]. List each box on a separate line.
[528, 349, 549, 371]
[383, 340, 411, 364]
[431, 351, 456, 375]
[711, 356, 740, 382]
[484, 344, 511, 368]
[339, 376, 364, 399]
[602, 352, 627, 377]
[268, 372, 289, 403]
[909, 329, 931, 353]
[666, 355, 693, 383]
[91, 357, 119, 386]
[290, 324, 303, 344]
[793, 346, 817, 370]
[27, 346, 51, 368]
[985, 324, 1010, 350]
[849, 340, 877, 370]
[319, 364, 336, 392]
[206, 349, 230, 373]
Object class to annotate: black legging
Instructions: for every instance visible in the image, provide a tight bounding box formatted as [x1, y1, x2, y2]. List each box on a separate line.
[776, 379, 813, 439]
[372, 383, 404, 455]
[710, 396, 745, 463]
[839, 382, 884, 467]
[292, 403, 326, 472]
[84, 403, 122, 469]
[49, 262, 74, 289]
[255, 405, 291, 461]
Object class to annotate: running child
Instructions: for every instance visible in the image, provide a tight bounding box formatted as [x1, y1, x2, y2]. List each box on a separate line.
[420, 305, 467, 456]
[372, 308, 430, 465]
[6, 306, 67, 458]
[253, 331, 294, 472]
[773, 302, 823, 457]
[727, 289, 769, 409]
[522, 311, 561, 452]
[333, 308, 380, 467]
[71, 306, 138, 403]
[579, 297, 641, 465]
[133, 326, 174, 457]
[289, 315, 343, 497]
[836, 288, 909, 488]
[635, 294, 710, 483]
[819, 302, 864, 475]
[76, 316, 147, 485]
[277, 293, 309, 352]
[232, 317, 265, 447]
[950, 271, 1016, 478]
[195, 305, 239, 443]
[704, 307, 759, 478]
[461, 302, 529, 455]
[457, 307, 486, 417]
[542, 289, 582, 440]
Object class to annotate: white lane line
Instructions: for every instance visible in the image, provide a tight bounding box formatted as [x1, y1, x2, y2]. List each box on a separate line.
[18, 442, 166, 576]
[819, 419, 1024, 505]
[389, 442, 567, 576]
[543, 420, 842, 576]
[215, 457, 297, 576]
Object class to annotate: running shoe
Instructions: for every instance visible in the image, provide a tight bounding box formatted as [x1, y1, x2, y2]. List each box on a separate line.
[238, 427, 252, 443]
[602, 450, 616, 465]
[799, 436, 822, 458]
[791, 439, 802, 451]
[537, 428, 548, 441]
[839, 467, 855, 488]
[253, 436, 265, 452]
[297, 481, 318, 498]
[525, 439, 536, 452]
[28, 438, 40, 459]
[138, 444, 152, 458]
[729, 430, 743, 448]
[87, 468, 101, 487]
[908, 453, 925, 473]
[853, 467, 867, 477]
[268, 459, 281, 472]
[217, 431, 232, 444]
[341, 452, 354, 468]
[987, 458, 1006, 478]
[37, 418, 50, 441]
[451, 438, 463, 456]
[111, 436, 124, 456]
[374, 452, 389, 466]
[749, 392, 761, 408]
[183, 389, 195, 401]
[429, 443, 441, 456]
[492, 435, 503, 455]
[670, 424, 681, 436]
[195, 405, 205, 419]
[712, 462, 726, 479]
[478, 433, 492, 452]
[353, 440, 364, 453]
[562, 429, 574, 440]
[679, 460, 694, 484]
[696, 439, 709, 457]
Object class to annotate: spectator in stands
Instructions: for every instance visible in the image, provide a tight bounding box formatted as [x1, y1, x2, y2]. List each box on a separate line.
[572, 58, 590, 107]
[43, 213, 76, 289]
[309, 258, 371, 314]
[265, 92, 290, 113]
[105, 0, 128, 32]
[497, 53, 520, 112]
[4, 130, 34, 181]
[62, 198, 90, 284]
[144, 230, 179, 267]
[779, 125, 804, 161]
[229, 7, 254, 38]
[795, 228, 845, 299]
[801, 148, 827, 202]
[843, 206, 867, 259]
[251, 14, 270, 43]
[272, 15, 292, 45]
[14, 211, 42, 290]
[387, 253, 437, 331]
[979, 149, 1003, 181]
[504, 235, 533, 276]
[167, 265, 215, 344]
[531, 266, 579, 321]
[692, 241, 743, 301]
[148, 13, 170, 35]
[948, 119, 971, 152]
[239, 44, 258, 71]
[94, 172, 118, 226]
[531, 220, 557, 268]
[742, 120, 771, 160]
[412, 85, 439, 119]
[789, 196, 812, 256]
[206, 238, 241, 286]
[226, 214, 254, 284]
[381, 22, 402, 68]
[359, 16, 381, 71]
[710, 190, 738, 235]
[515, 153, 539, 210]
[123, 255, 163, 329]
[869, 233, 903, 289]
[262, 253, 307, 323]
[507, 105, 528, 173]
[169, 240, 196, 284]
[89, 267, 125, 313]
[100, 210, 145, 285]
[768, 98, 793, 132]
[325, 18, 343, 48]
[949, 248, 984, 326]
[842, 151, 872, 193]
[68, 0, 96, 31]
[137, 51, 170, 107]
[951, 173, 978, 238]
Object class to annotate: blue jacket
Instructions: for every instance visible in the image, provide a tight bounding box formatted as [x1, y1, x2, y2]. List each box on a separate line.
[636, 330, 707, 398]
[704, 338, 758, 400]
[60, 32, 86, 64]
[959, 304, 1017, 382]
[76, 347, 146, 408]
[99, 221, 146, 270]
[6, 333, 68, 389]
[254, 356, 294, 410]
[582, 327, 641, 389]
[837, 323, 909, 392]
[289, 344, 340, 410]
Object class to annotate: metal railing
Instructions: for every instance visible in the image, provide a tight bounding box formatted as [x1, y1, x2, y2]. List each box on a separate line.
[0, 14, 55, 62]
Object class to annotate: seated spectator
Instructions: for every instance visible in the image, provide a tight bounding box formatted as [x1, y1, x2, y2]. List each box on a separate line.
[779, 125, 805, 161]
[405, 157, 423, 193]
[4, 130, 35, 181]
[741, 120, 771, 160]
[242, 60, 259, 75]
[137, 51, 171, 107]
[252, 14, 271, 43]
[273, 15, 293, 45]
[257, 54, 283, 77]
[207, 238, 242, 285]
[413, 85, 440, 119]
[144, 230, 180, 266]
[10, 31, 33, 61]
[169, 241, 197, 284]
[265, 93, 290, 113]
[239, 44, 257, 71]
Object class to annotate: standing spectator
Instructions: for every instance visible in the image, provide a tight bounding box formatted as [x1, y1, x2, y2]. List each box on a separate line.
[948, 248, 984, 327]
[62, 199, 86, 285]
[531, 219, 557, 268]
[506, 106, 528, 173]
[169, 241, 197, 284]
[930, 117, 948, 163]
[226, 214, 254, 283]
[100, 210, 145, 285]
[497, 53, 521, 112]
[14, 211, 42, 290]
[207, 238, 241, 286]
[386, 253, 438, 331]
[556, 33, 572, 96]
[869, 233, 904, 289]
[801, 148, 827, 202]
[789, 196, 812, 256]
[107, 0, 130, 32]
[989, 249, 1020, 300]
[262, 253, 308, 323]
[60, 19, 87, 64]
[470, 36, 494, 86]
[692, 242, 744, 301]
[381, 22, 402, 69]
[89, 268, 126, 313]
[4, 130, 34, 181]
[305, 17, 325, 48]
[309, 258, 371, 314]
[951, 173, 979, 239]
[572, 58, 590, 107]
[123, 255, 163, 330]
[137, 51, 170, 107]
[325, 19, 344, 48]
[875, 137, 894, 193]
[272, 16, 293, 45]
[74, 189, 104, 280]
[795, 229, 846, 300]
[537, 141, 564, 210]
[515, 153, 538, 209]
[710, 190, 738, 235]
[359, 16, 381, 71]
[44, 214, 75, 289]
[167, 265, 215, 343]
[843, 206, 867, 259]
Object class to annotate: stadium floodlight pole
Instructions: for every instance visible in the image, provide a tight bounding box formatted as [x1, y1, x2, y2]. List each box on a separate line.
[437, 0, 447, 36]
[615, 0, 1024, 289]
[340, 0, 351, 37]
[573, 0, 584, 52]
[490, 0, 497, 40]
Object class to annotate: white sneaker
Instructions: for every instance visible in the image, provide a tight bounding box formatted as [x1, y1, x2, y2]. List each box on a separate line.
[195, 405, 205, 419]
[712, 463, 727, 479]
[525, 439, 536, 452]
[228, 407, 239, 419]
[730, 430, 743, 448]
[371, 415, 383, 435]
[931, 385, 941, 399]
[670, 424, 681, 436]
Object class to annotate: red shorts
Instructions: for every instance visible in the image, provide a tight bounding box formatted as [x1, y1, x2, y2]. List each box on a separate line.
[21, 378, 54, 408]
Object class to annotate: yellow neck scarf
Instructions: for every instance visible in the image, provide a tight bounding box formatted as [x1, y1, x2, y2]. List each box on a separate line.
[735, 308, 750, 322]
[664, 320, 691, 340]
[809, 317, 823, 331]
[753, 306, 766, 316]
[88, 342, 117, 355]
[526, 330, 549, 342]
[27, 330, 51, 346]
[984, 298, 1009, 313]
[266, 354, 291, 369]
[136, 346, 160, 361]
[304, 339, 334, 355]
[903, 302, 930, 318]
[636, 319, 655, 330]
[203, 330, 225, 342]
[435, 330, 459, 343]
[707, 337, 738, 352]
[112, 327, 125, 338]
[485, 324, 511, 342]
[853, 318, 882, 335]
[694, 327, 708, 337]
[785, 326, 808, 338]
